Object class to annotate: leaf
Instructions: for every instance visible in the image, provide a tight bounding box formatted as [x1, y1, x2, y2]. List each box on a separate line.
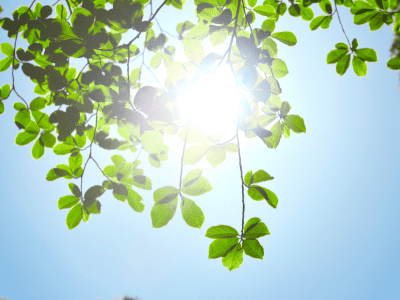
[58, 195, 80, 209]
[69, 152, 83, 172]
[335, 43, 349, 50]
[387, 57, 400, 70]
[352, 38, 358, 50]
[1, 43, 13, 56]
[264, 121, 282, 149]
[310, 15, 326, 30]
[84, 185, 105, 200]
[244, 221, 270, 238]
[206, 146, 226, 168]
[244, 171, 253, 186]
[182, 168, 203, 187]
[30, 97, 46, 111]
[243, 217, 261, 233]
[183, 38, 204, 64]
[270, 31, 297, 46]
[352, 56, 367, 76]
[209, 28, 228, 47]
[354, 48, 377, 62]
[208, 237, 239, 259]
[141, 130, 164, 154]
[183, 144, 211, 165]
[369, 11, 384, 31]
[271, 58, 288, 78]
[150, 52, 162, 69]
[181, 196, 205, 228]
[248, 0, 258, 8]
[66, 203, 82, 230]
[127, 188, 145, 212]
[32, 138, 45, 160]
[0, 101, 4, 115]
[326, 49, 348, 64]
[86, 200, 101, 214]
[253, 5, 276, 17]
[222, 243, 243, 271]
[68, 183, 82, 197]
[182, 175, 212, 196]
[284, 115, 306, 133]
[151, 187, 178, 228]
[132, 175, 152, 190]
[248, 185, 279, 208]
[205, 225, 239, 239]
[56, 3, 68, 20]
[0, 83, 11, 99]
[15, 131, 38, 146]
[243, 239, 264, 259]
[253, 170, 274, 183]
[53, 143, 75, 155]
[336, 53, 351, 76]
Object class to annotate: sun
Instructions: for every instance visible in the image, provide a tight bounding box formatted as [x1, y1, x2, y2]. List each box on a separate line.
[176, 64, 241, 138]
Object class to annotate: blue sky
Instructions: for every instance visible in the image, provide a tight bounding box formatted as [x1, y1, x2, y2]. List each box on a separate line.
[0, 1, 399, 300]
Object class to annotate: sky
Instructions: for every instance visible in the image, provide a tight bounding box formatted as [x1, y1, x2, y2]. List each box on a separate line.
[0, 1, 399, 300]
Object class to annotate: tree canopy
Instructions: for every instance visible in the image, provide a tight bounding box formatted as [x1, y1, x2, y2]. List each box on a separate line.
[0, 0, 399, 272]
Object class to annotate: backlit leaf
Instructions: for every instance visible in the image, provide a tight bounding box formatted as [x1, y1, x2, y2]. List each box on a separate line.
[181, 196, 205, 228]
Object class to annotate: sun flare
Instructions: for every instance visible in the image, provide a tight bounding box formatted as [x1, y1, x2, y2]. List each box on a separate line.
[177, 65, 241, 137]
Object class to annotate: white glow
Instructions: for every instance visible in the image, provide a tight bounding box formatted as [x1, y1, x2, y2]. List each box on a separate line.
[177, 65, 240, 136]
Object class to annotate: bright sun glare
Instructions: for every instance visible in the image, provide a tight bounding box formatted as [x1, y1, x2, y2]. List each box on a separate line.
[177, 64, 241, 137]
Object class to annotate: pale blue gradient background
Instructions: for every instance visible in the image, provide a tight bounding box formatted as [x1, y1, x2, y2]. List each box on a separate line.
[0, 1, 399, 300]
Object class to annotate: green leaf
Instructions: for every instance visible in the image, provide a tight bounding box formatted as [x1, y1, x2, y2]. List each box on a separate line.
[206, 146, 226, 168]
[150, 52, 162, 69]
[222, 243, 243, 271]
[56, 3, 68, 20]
[248, 185, 279, 208]
[270, 31, 297, 46]
[127, 188, 145, 212]
[243, 239, 264, 259]
[351, 38, 358, 50]
[0, 56, 12, 72]
[30, 97, 46, 111]
[320, 15, 332, 29]
[183, 38, 204, 64]
[0, 101, 4, 115]
[243, 217, 261, 233]
[182, 169, 203, 187]
[271, 58, 288, 78]
[387, 57, 400, 70]
[264, 121, 282, 149]
[32, 138, 45, 160]
[53, 143, 75, 155]
[182, 175, 212, 196]
[132, 175, 152, 190]
[336, 53, 351, 76]
[15, 131, 38, 146]
[261, 19, 276, 32]
[248, 0, 257, 8]
[66, 203, 82, 230]
[205, 225, 239, 239]
[301, 7, 314, 21]
[326, 49, 348, 64]
[335, 43, 349, 50]
[0, 83, 11, 99]
[84, 185, 105, 200]
[69, 152, 83, 173]
[68, 183, 82, 197]
[46, 167, 71, 181]
[86, 200, 101, 214]
[208, 237, 239, 259]
[354, 48, 377, 62]
[151, 186, 179, 228]
[15, 109, 31, 129]
[253, 5, 276, 17]
[319, 0, 333, 14]
[369, 11, 384, 31]
[141, 130, 164, 154]
[1, 43, 13, 56]
[181, 195, 205, 228]
[310, 15, 326, 30]
[244, 171, 254, 186]
[183, 144, 211, 165]
[244, 221, 270, 238]
[58, 195, 80, 209]
[253, 170, 274, 183]
[209, 28, 228, 47]
[284, 115, 306, 133]
[352, 56, 367, 76]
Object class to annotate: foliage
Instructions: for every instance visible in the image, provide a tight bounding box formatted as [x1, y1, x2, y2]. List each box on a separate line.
[0, 0, 398, 271]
